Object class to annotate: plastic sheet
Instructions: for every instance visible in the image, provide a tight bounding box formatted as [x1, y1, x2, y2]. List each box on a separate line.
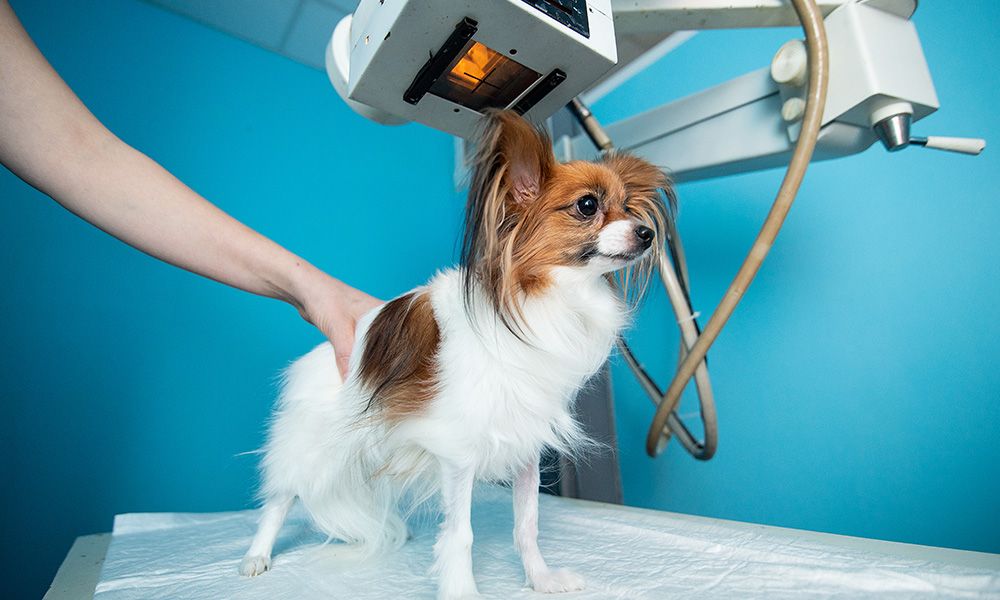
[95, 485, 1000, 599]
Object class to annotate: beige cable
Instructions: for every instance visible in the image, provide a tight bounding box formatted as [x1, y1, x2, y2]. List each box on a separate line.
[570, 96, 719, 459]
[644, 0, 830, 456]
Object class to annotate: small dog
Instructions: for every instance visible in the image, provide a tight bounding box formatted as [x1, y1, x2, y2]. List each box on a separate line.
[240, 110, 669, 599]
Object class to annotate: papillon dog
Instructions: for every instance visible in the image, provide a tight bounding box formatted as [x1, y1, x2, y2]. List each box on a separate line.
[240, 110, 670, 599]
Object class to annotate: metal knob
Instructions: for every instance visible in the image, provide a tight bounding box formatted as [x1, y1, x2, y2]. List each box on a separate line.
[873, 113, 912, 152]
[873, 111, 985, 156]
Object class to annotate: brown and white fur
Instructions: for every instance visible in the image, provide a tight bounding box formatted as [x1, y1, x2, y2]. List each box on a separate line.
[240, 110, 670, 599]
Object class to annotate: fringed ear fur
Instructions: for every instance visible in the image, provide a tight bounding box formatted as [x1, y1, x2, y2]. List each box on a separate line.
[460, 110, 556, 332]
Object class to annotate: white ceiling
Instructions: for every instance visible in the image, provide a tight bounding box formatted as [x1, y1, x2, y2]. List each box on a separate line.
[143, 0, 358, 70]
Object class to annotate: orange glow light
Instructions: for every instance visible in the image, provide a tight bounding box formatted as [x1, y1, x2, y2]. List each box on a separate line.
[447, 41, 507, 90]
[428, 39, 539, 111]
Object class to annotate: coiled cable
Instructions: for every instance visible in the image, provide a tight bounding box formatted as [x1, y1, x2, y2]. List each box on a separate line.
[568, 0, 830, 458]
[643, 0, 830, 456]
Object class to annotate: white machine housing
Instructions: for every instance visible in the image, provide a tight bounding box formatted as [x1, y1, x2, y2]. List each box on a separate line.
[560, 0, 984, 182]
[324, 0, 982, 184]
[328, 0, 617, 138]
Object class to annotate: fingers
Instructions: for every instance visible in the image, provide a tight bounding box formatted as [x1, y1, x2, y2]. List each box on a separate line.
[332, 296, 383, 379]
[295, 273, 384, 380]
[331, 327, 355, 380]
[335, 353, 351, 381]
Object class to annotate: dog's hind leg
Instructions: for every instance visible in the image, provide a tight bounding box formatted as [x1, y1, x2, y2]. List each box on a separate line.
[239, 495, 295, 576]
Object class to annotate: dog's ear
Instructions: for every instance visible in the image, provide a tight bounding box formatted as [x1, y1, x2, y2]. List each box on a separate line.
[473, 110, 555, 206]
[461, 110, 554, 329]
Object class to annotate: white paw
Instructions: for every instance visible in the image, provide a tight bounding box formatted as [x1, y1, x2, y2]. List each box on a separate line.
[437, 583, 481, 600]
[530, 569, 585, 594]
[238, 554, 271, 577]
[438, 591, 482, 600]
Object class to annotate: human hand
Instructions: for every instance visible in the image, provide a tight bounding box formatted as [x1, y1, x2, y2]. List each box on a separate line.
[295, 271, 383, 380]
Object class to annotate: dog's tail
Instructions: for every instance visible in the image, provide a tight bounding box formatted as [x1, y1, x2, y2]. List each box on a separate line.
[301, 480, 408, 560]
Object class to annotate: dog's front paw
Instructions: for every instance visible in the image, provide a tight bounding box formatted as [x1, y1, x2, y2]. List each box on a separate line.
[238, 554, 271, 577]
[437, 590, 482, 600]
[530, 569, 585, 594]
[437, 579, 481, 600]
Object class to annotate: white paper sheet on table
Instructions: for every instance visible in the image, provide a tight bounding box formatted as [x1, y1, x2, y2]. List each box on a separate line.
[94, 485, 1000, 599]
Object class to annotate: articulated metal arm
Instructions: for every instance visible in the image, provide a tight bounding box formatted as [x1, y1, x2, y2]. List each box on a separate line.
[563, 0, 982, 183]
[610, 0, 915, 32]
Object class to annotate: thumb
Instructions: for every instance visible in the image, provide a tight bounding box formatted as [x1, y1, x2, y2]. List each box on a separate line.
[330, 326, 355, 381]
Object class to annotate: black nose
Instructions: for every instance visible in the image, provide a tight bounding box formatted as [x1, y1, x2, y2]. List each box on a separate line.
[634, 225, 654, 247]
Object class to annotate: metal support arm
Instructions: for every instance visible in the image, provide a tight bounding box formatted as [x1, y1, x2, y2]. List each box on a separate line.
[610, 0, 915, 33]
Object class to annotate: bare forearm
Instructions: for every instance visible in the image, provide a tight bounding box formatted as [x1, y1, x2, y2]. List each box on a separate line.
[0, 0, 313, 308]
[57, 136, 317, 308]
[1, 1, 384, 376]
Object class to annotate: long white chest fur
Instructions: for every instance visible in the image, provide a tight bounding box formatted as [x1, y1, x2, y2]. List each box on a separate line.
[346, 267, 626, 481]
[416, 267, 625, 478]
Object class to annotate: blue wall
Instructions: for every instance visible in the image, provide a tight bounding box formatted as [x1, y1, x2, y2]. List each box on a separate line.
[3, 1, 998, 598]
[603, 2, 1000, 556]
[0, 1, 458, 597]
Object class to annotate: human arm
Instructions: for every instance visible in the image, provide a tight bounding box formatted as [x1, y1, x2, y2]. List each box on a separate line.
[0, 0, 379, 376]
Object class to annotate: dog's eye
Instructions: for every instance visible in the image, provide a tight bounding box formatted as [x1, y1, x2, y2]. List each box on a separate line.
[576, 195, 598, 217]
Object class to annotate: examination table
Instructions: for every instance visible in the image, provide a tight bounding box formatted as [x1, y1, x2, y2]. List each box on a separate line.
[45, 485, 1000, 599]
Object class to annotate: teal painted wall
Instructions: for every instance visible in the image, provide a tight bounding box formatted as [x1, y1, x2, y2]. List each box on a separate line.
[3, 1, 998, 598]
[603, 2, 1000, 556]
[0, 1, 457, 597]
